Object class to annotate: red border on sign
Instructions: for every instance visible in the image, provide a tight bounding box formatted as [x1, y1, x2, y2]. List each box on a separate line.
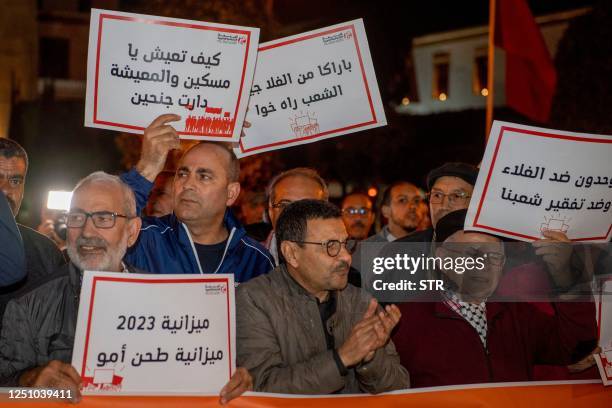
[93, 13, 252, 137]
[81, 276, 233, 382]
[238, 24, 378, 154]
[471, 126, 612, 241]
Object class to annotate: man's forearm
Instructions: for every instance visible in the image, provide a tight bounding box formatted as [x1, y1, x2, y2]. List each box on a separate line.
[120, 168, 155, 215]
[356, 344, 410, 393]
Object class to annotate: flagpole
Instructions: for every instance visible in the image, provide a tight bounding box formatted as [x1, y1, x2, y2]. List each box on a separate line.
[486, 0, 496, 141]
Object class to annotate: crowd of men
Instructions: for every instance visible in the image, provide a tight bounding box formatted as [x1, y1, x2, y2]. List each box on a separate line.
[0, 113, 604, 403]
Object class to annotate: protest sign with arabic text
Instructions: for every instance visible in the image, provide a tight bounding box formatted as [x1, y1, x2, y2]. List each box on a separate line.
[71, 272, 235, 395]
[465, 121, 612, 242]
[235, 19, 386, 157]
[85, 9, 259, 141]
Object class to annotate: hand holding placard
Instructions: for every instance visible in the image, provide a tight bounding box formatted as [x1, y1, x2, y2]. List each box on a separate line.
[465, 121, 612, 242]
[135, 114, 181, 182]
[19, 360, 82, 403]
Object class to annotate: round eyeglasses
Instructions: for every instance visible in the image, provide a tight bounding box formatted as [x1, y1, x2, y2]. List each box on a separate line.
[291, 238, 358, 257]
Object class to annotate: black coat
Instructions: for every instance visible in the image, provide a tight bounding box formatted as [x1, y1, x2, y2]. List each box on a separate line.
[0, 225, 65, 323]
[0, 262, 143, 386]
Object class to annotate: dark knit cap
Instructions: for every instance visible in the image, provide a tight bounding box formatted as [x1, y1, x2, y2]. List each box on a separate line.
[434, 209, 468, 243]
[426, 162, 479, 191]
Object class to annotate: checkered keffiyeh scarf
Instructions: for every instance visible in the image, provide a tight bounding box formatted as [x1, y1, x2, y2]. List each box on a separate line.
[443, 290, 488, 348]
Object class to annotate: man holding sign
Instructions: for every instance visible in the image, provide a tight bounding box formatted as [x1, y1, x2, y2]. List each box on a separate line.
[0, 172, 252, 403]
[0, 172, 142, 399]
[120, 114, 274, 280]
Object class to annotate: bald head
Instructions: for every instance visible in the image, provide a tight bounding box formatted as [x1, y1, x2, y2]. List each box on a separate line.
[181, 142, 240, 183]
[73, 171, 137, 218]
[174, 142, 241, 228]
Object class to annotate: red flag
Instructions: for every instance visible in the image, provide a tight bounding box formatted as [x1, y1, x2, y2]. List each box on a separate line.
[495, 0, 557, 123]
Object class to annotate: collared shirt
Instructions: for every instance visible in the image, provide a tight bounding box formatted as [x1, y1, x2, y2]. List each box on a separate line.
[317, 292, 337, 350]
[442, 290, 488, 348]
[265, 231, 279, 265]
[381, 226, 396, 242]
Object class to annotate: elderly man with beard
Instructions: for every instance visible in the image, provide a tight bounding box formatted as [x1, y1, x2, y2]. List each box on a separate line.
[236, 199, 410, 394]
[0, 172, 255, 404]
[0, 172, 141, 400]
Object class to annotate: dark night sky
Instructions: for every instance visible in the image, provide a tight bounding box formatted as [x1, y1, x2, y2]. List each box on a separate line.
[12, 0, 597, 225]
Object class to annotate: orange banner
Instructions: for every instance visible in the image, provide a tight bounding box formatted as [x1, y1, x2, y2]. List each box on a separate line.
[0, 381, 610, 407]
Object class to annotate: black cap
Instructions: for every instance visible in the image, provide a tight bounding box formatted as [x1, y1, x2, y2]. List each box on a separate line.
[434, 209, 468, 243]
[426, 162, 479, 191]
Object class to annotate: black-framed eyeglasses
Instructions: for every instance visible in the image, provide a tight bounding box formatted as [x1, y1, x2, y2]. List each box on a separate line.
[66, 211, 133, 229]
[342, 207, 371, 216]
[441, 245, 506, 266]
[291, 239, 358, 257]
[427, 191, 471, 205]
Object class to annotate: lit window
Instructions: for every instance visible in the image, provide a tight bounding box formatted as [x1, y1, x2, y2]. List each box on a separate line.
[473, 47, 488, 96]
[432, 52, 450, 100]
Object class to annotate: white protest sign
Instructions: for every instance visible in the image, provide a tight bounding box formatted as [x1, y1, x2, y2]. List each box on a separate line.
[234, 18, 386, 157]
[72, 272, 235, 395]
[85, 9, 259, 141]
[594, 346, 612, 386]
[465, 121, 612, 242]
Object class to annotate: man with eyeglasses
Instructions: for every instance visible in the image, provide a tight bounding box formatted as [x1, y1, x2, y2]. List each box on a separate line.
[392, 209, 597, 388]
[371, 164, 479, 289]
[396, 162, 478, 246]
[341, 192, 375, 241]
[0, 172, 142, 399]
[236, 199, 410, 394]
[0, 171, 255, 404]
